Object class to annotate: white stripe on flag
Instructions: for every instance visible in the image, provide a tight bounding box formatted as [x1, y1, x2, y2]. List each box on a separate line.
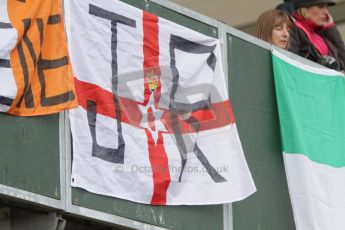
[284, 153, 345, 230]
[272, 48, 344, 77]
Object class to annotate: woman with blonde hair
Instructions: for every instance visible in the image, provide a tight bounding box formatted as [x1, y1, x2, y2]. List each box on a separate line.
[255, 9, 292, 49]
[289, 0, 345, 70]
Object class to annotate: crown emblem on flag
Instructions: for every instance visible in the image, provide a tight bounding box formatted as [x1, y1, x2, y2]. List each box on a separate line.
[147, 71, 159, 93]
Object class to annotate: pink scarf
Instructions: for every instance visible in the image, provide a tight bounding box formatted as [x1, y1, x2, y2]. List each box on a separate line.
[293, 14, 329, 56]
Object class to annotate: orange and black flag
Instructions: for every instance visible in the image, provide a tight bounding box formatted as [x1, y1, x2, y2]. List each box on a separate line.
[0, 0, 77, 116]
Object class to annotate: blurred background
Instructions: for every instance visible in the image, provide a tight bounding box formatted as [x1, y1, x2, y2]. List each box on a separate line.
[170, 0, 345, 38]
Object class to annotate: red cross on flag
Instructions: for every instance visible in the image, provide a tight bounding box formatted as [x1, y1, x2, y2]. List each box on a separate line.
[66, 0, 256, 205]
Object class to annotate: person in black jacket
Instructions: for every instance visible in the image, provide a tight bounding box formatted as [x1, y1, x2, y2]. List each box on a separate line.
[288, 0, 345, 71]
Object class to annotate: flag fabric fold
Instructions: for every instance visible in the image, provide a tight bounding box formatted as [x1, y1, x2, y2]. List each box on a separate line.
[0, 0, 77, 115]
[273, 49, 345, 230]
[66, 0, 256, 205]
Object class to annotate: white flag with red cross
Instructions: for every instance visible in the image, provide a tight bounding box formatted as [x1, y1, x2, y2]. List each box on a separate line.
[66, 0, 256, 205]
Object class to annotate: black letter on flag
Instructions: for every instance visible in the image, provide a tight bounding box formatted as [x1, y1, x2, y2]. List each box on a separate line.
[36, 17, 75, 106]
[87, 100, 125, 163]
[88, 4, 136, 163]
[16, 19, 35, 108]
[16, 16, 75, 108]
[169, 35, 226, 183]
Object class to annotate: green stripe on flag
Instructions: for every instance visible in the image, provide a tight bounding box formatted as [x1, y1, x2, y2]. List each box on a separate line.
[272, 51, 345, 168]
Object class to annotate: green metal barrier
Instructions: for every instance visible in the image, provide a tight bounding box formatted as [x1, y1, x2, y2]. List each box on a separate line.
[121, 0, 218, 38]
[72, 188, 223, 230]
[0, 113, 60, 199]
[227, 35, 295, 230]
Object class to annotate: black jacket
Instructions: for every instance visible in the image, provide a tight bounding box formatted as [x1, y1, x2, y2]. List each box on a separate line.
[289, 25, 345, 71]
[323, 26, 345, 69]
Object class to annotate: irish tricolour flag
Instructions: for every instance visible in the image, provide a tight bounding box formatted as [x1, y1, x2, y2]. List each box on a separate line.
[273, 49, 345, 230]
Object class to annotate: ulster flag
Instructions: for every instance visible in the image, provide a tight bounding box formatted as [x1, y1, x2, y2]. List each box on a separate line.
[67, 0, 256, 205]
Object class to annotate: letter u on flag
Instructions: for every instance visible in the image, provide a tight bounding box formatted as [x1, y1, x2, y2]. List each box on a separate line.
[0, 0, 77, 115]
[273, 49, 345, 230]
[66, 0, 256, 205]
